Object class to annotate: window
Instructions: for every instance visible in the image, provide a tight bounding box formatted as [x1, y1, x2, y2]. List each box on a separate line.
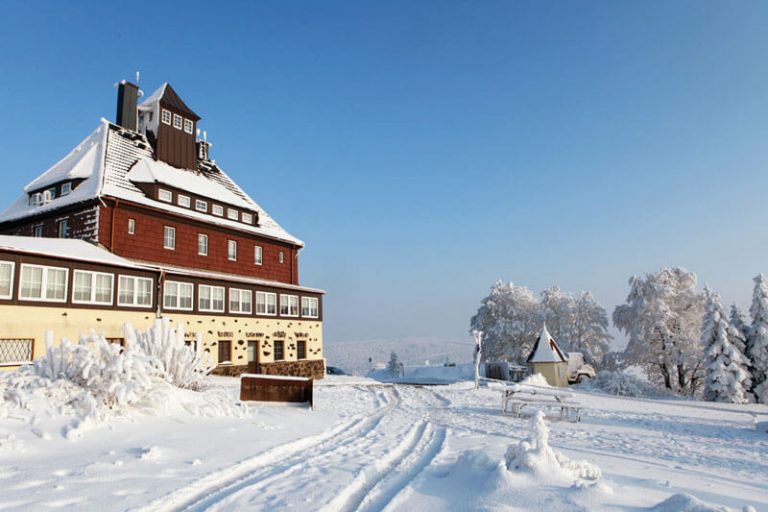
[218, 340, 232, 364]
[178, 195, 191, 208]
[228, 240, 237, 261]
[212, 204, 223, 216]
[297, 340, 307, 360]
[163, 281, 193, 310]
[185, 339, 198, 352]
[229, 288, 252, 314]
[227, 208, 239, 220]
[197, 234, 208, 256]
[279, 251, 284, 264]
[195, 199, 208, 212]
[199, 284, 225, 312]
[72, 270, 114, 305]
[19, 264, 68, 302]
[184, 118, 194, 134]
[161, 109, 172, 125]
[173, 113, 182, 130]
[158, 189, 172, 202]
[58, 219, 68, 238]
[241, 212, 253, 224]
[0, 261, 14, 299]
[0, 339, 33, 365]
[273, 340, 284, 361]
[60, 182, 71, 196]
[280, 294, 299, 317]
[127, 218, 136, 235]
[256, 291, 277, 315]
[302, 297, 319, 318]
[254, 246, 263, 266]
[163, 226, 176, 250]
[117, 275, 153, 307]
[46, 188, 56, 200]
[33, 225, 43, 237]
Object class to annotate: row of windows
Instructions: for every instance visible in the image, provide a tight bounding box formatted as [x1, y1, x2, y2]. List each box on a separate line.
[157, 188, 255, 226]
[161, 109, 194, 134]
[32, 218, 69, 239]
[158, 224, 281, 265]
[28, 182, 72, 206]
[0, 262, 319, 317]
[225, 339, 307, 363]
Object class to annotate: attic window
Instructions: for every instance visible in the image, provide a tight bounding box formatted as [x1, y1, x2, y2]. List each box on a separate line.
[60, 182, 71, 196]
[195, 199, 207, 212]
[161, 109, 172, 125]
[178, 195, 191, 208]
[158, 189, 172, 202]
[173, 114, 182, 130]
[184, 119, 193, 134]
[212, 205, 223, 217]
[227, 208, 239, 220]
[241, 212, 253, 224]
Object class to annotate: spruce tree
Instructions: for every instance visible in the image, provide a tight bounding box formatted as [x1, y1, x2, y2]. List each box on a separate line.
[728, 304, 749, 355]
[702, 290, 749, 403]
[748, 274, 768, 403]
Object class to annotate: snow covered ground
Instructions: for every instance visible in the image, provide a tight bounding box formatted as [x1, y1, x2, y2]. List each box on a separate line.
[1, 375, 767, 511]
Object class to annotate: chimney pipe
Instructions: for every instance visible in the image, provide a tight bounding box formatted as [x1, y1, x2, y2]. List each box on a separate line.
[116, 80, 140, 131]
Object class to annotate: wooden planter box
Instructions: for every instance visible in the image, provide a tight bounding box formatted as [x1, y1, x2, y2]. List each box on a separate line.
[239, 374, 314, 408]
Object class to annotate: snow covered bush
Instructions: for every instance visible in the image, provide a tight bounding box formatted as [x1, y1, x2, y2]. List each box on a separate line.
[520, 373, 551, 388]
[588, 369, 661, 397]
[505, 410, 601, 481]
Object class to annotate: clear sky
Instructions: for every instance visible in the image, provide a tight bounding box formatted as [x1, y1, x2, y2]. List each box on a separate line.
[1, 1, 767, 345]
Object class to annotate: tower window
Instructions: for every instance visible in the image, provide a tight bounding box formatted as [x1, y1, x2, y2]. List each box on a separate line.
[184, 119, 193, 134]
[173, 114, 182, 130]
[161, 109, 172, 125]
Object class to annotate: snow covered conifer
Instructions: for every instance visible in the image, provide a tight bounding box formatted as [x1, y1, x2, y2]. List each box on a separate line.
[701, 289, 749, 403]
[729, 304, 749, 355]
[748, 274, 768, 403]
[387, 351, 402, 377]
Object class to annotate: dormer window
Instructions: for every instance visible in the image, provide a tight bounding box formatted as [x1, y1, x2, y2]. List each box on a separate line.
[60, 182, 71, 196]
[161, 109, 172, 125]
[184, 119, 193, 134]
[195, 199, 207, 212]
[173, 114, 182, 130]
[158, 189, 172, 203]
[177, 195, 191, 208]
[227, 208, 238, 220]
[212, 205, 223, 217]
[241, 212, 253, 224]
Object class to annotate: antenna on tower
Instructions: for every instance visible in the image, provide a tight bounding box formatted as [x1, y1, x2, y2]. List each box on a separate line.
[136, 70, 141, 83]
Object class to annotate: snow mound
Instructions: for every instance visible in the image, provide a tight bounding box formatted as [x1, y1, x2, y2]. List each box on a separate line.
[520, 372, 551, 388]
[505, 411, 601, 481]
[649, 493, 730, 512]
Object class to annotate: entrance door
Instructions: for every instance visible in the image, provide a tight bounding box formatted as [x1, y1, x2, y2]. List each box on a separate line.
[247, 341, 259, 373]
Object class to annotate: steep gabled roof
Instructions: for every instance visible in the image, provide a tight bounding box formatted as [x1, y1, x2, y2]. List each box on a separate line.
[527, 323, 567, 363]
[138, 83, 200, 120]
[0, 120, 302, 246]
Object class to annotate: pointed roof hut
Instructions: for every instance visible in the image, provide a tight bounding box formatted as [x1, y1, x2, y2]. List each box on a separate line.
[526, 323, 569, 387]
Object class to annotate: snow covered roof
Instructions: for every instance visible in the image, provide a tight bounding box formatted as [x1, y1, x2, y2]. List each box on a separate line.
[0, 235, 140, 268]
[138, 83, 200, 120]
[0, 120, 303, 246]
[526, 323, 567, 364]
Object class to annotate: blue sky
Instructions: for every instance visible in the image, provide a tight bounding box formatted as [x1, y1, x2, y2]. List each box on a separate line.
[1, 1, 767, 345]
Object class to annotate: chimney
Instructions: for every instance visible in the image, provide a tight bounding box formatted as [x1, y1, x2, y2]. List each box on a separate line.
[116, 80, 140, 131]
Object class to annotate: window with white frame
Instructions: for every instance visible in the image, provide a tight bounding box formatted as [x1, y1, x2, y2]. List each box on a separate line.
[199, 284, 225, 312]
[0, 261, 14, 299]
[198, 234, 208, 256]
[228, 240, 237, 261]
[178, 194, 191, 208]
[60, 182, 72, 196]
[256, 291, 277, 315]
[173, 113, 182, 130]
[227, 208, 238, 220]
[279, 251, 284, 264]
[161, 109, 172, 125]
[128, 218, 136, 235]
[195, 199, 207, 212]
[212, 204, 223, 216]
[301, 297, 319, 318]
[163, 226, 176, 250]
[163, 281, 193, 310]
[241, 212, 253, 224]
[184, 118, 193, 134]
[117, 275, 153, 307]
[254, 246, 262, 266]
[158, 189, 172, 202]
[58, 218, 68, 238]
[19, 264, 68, 302]
[229, 288, 252, 314]
[33, 225, 43, 237]
[280, 294, 299, 317]
[72, 270, 114, 305]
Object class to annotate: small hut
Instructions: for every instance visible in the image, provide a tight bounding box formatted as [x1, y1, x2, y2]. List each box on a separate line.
[526, 323, 568, 387]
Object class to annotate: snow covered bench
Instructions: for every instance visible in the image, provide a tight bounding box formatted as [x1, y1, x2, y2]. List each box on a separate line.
[501, 385, 582, 422]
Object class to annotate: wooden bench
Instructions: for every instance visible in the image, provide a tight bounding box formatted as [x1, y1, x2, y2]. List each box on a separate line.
[501, 385, 582, 422]
[240, 374, 314, 409]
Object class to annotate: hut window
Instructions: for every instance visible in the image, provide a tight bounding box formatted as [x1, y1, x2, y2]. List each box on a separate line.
[229, 288, 252, 314]
[297, 340, 307, 360]
[161, 109, 172, 125]
[280, 294, 299, 317]
[184, 118, 193, 134]
[0, 261, 14, 299]
[301, 297, 319, 318]
[163, 281, 193, 310]
[273, 340, 284, 361]
[72, 270, 114, 305]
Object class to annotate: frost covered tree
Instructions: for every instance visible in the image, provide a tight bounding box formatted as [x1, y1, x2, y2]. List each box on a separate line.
[701, 289, 750, 403]
[747, 274, 768, 403]
[570, 292, 613, 366]
[540, 287, 575, 350]
[613, 267, 705, 395]
[470, 280, 541, 363]
[729, 304, 749, 355]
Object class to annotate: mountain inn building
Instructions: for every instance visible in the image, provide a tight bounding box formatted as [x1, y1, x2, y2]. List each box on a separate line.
[0, 80, 325, 379]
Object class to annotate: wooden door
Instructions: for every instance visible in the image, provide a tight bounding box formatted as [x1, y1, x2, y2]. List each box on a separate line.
[247, 341, 258, 374]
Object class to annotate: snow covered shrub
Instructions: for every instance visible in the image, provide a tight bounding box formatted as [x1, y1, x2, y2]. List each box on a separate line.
[588, 370, 660, 398]
[505, 411, 601, 481]
[520, 373, 551, 388]
[123, 318, 214, 391]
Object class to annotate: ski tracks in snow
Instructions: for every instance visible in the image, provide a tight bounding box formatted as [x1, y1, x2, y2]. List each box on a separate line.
[144, 384, 448, 512]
